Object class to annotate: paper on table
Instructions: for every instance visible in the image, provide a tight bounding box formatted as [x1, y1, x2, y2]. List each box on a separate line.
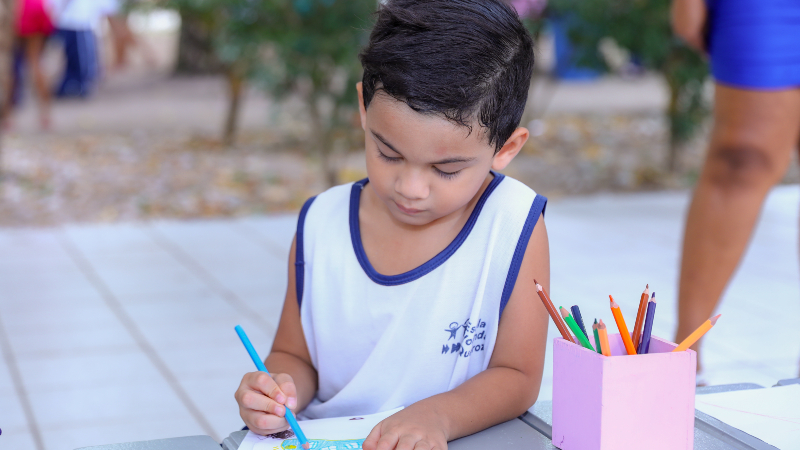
[695, 384, 800, 450]
[237, 407, 403, 450]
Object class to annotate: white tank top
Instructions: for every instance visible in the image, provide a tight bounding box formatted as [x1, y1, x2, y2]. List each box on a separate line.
[296, 173, 546, 419]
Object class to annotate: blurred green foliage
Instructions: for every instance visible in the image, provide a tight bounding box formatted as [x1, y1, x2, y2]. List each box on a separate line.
[549, 0, 709, 171]
[160, 0, 375, 183]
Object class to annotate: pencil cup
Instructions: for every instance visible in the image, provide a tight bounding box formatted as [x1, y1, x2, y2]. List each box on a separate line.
[551, 334, 696, 450]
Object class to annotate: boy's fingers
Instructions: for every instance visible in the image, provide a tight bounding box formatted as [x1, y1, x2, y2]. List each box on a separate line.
[362, 425, 382, 450]
[375, 431, 400, 450]
[247, 411, 290, 435]
[396, 434, 420, 450]
[241, 390, 287, 417]
[273, 374, 298, 409]
[250, 372, 287, 404]
[413, 442, 433, 450]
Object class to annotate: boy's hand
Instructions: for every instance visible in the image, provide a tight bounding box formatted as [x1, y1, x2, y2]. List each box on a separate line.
[235, 371, 298, 435]
[363, 407, 448, 450]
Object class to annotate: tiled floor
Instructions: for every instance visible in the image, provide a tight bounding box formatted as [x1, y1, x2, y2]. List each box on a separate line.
[1, 186, 799, 450]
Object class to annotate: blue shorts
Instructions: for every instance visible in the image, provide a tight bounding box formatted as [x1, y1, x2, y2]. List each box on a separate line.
[707, 0, 800, 89]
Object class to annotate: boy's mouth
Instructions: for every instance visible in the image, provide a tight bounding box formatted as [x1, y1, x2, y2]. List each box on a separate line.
[394, 202, 424, 215]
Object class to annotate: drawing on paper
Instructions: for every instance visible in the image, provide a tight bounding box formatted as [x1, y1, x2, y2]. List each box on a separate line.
[279, 438, 364, 449]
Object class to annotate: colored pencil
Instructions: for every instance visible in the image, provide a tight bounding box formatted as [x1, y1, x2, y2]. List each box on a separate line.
[638, 293, 657, 354]
[560, 307, 595, 351]
[609, 296, 637, 355]
[535, 281, 576, 344]
[672, 314, 722, 352]
[571, 305, 590, 340]
[235, 325, 310, 450]
[631, 284, 650, 351]
[597, 319, 611, 356]
[592, 320, 602, 354]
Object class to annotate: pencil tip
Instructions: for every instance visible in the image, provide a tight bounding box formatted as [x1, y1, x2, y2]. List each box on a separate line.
[560, 307, 569, 318]
[609, 295, 614, 302]
[594, 318, 598, 324]
[609, 297, 618, 308]
[302, 444, 311, 450]
[536, 283, 542, 291]
[651, 292, 655, 299]
[710, 314, 722, 325]
[644, 284, 649, 295]
[650, 293, 656, 303]
[533, 278, 538, 284]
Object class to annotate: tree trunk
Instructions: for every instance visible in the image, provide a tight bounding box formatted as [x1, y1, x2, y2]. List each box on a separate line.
[666, 72, 682, 173]
[174, 10, 222, 75]
[308, 98, 337, 187]
[223, 67, 244, 146]
[0, 0, 15, 179]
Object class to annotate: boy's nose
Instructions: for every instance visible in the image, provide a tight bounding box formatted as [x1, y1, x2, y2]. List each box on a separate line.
[395, 169, 430, 201]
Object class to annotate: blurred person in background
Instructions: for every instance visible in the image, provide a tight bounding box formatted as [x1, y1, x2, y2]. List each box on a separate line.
[106, 0, 156, 71]
[51, 0, 119, 98]
[672, 0, 800, 380]
[2, 0, 54, 129]
[0, 0, 14, 130]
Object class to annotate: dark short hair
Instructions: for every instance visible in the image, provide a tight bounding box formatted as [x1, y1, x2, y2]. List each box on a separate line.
[359, 0, 534, 153]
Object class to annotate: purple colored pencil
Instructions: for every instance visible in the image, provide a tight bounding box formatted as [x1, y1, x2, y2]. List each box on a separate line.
[638, 293, 657, 354]
[570, 305, 589, 340]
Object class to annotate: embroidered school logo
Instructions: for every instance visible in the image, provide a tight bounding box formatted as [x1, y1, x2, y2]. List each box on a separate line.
[441, 318, 488, 358]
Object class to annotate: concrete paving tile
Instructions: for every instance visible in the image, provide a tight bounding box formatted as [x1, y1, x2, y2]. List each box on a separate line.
[27, 380, 192, 429]
[15, 349, 164, 393]
[0, 228, 68, 264]
[2, 302, 120, 336]
[0, 258, 98, 301]
[63, 223, 162, 256]
[0, 391, 31, 435]
[152, 337, 273, 381]
[41, 415, 207, 450]
[0, 289, 106, 316]
[236, 215, 297, 255]
[178, 375, 245, 441]
[85, 252, 208, 297]
[0, 427, 38, 450]
[6, 316, 137, 358]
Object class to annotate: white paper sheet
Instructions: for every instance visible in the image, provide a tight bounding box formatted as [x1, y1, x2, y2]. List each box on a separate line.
[237, 407, 404, 450]
[695, 384, 800, 450]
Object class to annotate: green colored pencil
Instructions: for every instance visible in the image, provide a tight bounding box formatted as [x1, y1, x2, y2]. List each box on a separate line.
[592, 319, 602, 354]
[560, 307, 595, 351]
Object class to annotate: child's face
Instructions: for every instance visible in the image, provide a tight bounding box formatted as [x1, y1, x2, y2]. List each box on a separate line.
[357, 83, 527, 226]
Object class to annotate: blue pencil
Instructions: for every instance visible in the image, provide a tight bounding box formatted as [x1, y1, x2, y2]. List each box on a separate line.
[570, 305, 590, 340]
[235, 325, 310, 449]
[638, 293, 657, 354]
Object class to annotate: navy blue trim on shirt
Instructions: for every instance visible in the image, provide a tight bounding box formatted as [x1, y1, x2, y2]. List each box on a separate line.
[350, 173, 506, 286]
[295, 196, 317, 308]
[499, 194, 548, 319]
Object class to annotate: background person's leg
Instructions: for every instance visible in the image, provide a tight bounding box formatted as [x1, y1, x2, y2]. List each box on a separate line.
[23, 34, 50, 129]
[675, 84, 800, 373]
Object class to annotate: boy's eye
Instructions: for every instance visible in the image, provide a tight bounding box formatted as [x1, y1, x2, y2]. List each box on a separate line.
[434, 167, 461, 180]
[377, 149, 402, 162]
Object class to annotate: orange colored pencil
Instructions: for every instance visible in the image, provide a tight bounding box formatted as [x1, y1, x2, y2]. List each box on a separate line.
[534, 280, 576, 344]
[673, 314, 722, 352]
[610, 295, 637, 355]
[631, 284, 649, 350]
[597, 319, 611, 356]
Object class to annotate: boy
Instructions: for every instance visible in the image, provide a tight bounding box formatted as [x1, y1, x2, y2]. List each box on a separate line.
[235, 1, 550, 449]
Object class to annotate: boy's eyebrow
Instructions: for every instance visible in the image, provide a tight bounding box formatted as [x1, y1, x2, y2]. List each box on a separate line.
[371, 130, 477, 165]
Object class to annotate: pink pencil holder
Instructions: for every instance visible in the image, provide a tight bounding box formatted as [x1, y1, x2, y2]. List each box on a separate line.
[551, 334, 696, 450]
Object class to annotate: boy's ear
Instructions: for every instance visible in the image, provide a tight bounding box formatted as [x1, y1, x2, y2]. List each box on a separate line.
[491, 127, 529, 171]
[356, 82, 367, 131]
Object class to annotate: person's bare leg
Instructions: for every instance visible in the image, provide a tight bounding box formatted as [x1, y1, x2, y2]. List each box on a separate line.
[675, 85, 800, 373]
[23, 35, 50, 130]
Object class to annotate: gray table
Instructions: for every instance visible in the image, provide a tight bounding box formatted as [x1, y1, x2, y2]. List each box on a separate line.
[78, 378, 800, 450]
[222, 416, 557, 450]
[75, 435, 220, 450]
[524, 383, 782, 450]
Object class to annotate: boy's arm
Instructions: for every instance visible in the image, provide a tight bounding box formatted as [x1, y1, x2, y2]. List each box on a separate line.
[236, 236, 318, 433]
[364, 215, 549, 450]
[265, 235, 318, 409]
